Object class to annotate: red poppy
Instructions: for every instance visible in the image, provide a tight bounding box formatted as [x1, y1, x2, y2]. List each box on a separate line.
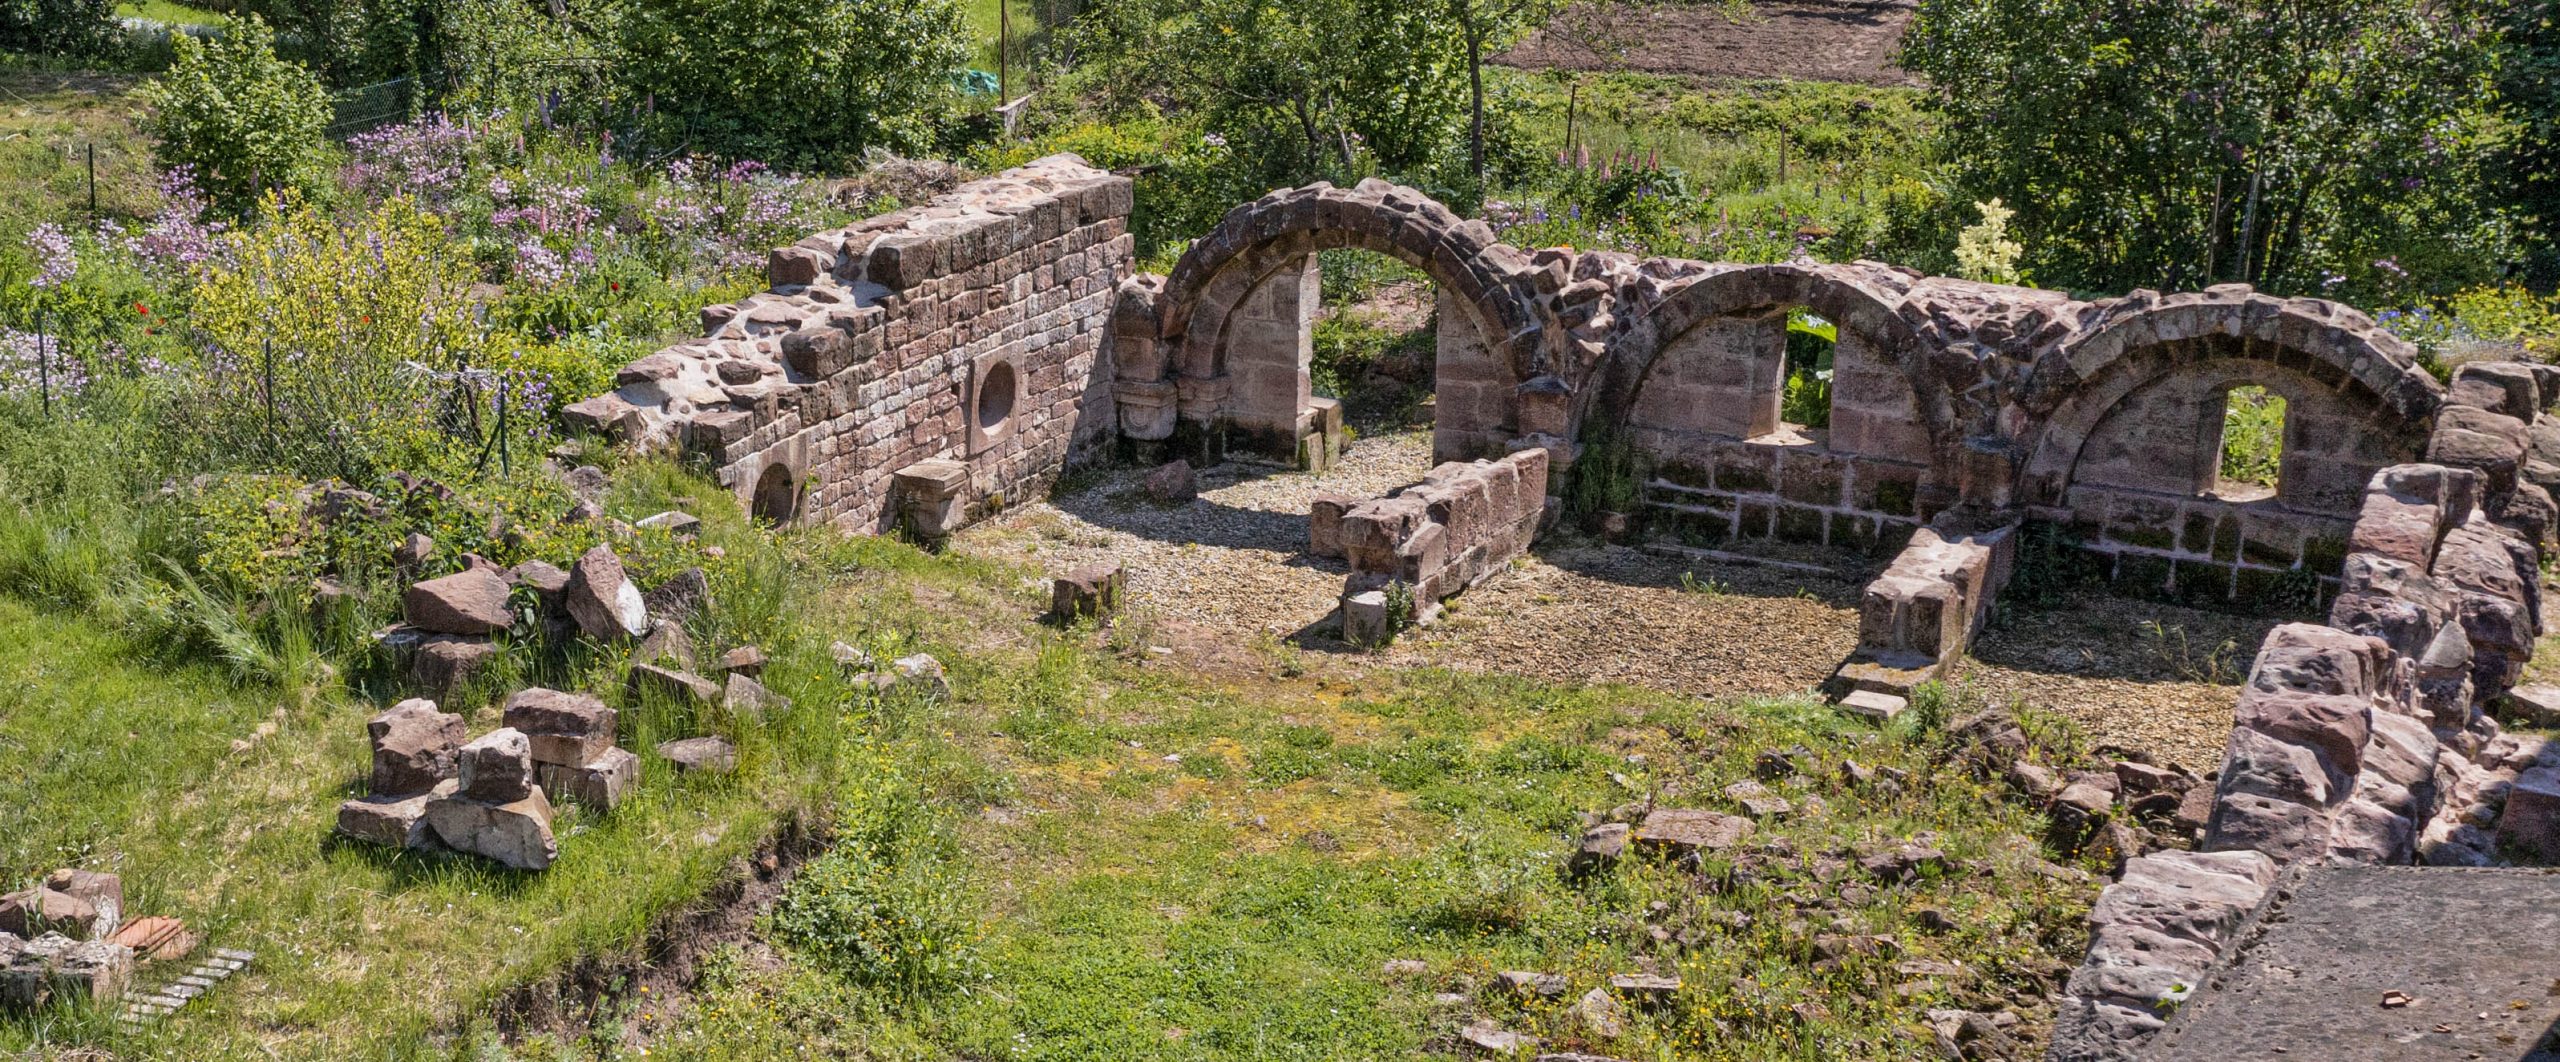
[360, 315, 372, 324]
[134, 302, 150, 315]
[610, 282, 620, 291]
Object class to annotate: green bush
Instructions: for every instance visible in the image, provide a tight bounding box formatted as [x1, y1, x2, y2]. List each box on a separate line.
[612, 0, 972, 170]
[0, 0, 121, 58]
[770, 762, 982, 996]
[137, 17, 333, 214]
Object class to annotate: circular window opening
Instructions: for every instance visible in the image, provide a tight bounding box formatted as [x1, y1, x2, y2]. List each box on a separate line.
[751, 463, 799, 526]
[977, 360, 1019, 434]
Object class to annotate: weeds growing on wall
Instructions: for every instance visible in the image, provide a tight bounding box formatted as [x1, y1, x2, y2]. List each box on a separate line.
[1561, 420, 1645, 529]
[2002, 519, 2108, 612]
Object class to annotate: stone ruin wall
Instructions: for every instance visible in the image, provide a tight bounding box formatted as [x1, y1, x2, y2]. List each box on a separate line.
[2047, 360, 2560, 1061]
[574, 165, 2444, 618]
[567, 155, 1134, 537]
[564, 157, 2560, 1062]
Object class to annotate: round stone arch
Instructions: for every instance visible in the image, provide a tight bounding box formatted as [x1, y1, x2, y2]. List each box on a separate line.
[1595, 263, 1953, 467]
[1151, 180, 1553, 463]
[2021, 292, 2443, 515]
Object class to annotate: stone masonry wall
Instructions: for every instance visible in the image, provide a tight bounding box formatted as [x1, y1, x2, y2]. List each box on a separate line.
[1321, 449, 1551, 605]
[2048, 359, 2560, 1062]
[566, 155, 1133, 537]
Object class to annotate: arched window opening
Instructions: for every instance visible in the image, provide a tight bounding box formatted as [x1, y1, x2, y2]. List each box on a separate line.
[1778, 308, 1836, 436]
[2214, 385, 2286, 502]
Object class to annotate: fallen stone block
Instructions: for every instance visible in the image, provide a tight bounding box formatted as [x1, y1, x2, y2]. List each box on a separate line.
[1341, 589, 1393, 646]
[563, 546, 649, 641]
[2496, 765, 2560, 863]
[635, 511, 701, 538]
[423, 787, 559, 871]
[411, 635, 498, 692]
[335, 779, 458, 849]
[402, 568, 513, 636]
[629, 662, 721, 707]
[2507, 684, 2560, 728]
[1839, 689, 1906, 720]
[501, 688, 617, 768]
[632, 620, 697, 670]
[107, 916, 194, 962]
[1568, 822, 1629, 877]
[716, 645, 767, 677]
[659, 736, 738, 776]
[1143, 460, 1196, 504]
[1050, 563, 1124, 623]
[456, 728, 537, 804]
[536, 747, 639, 812]
[1630, 808, 1753, 859]
[369, 699, 467, 794]
[0, 889, 97, 941]
[892, 654, 950, 699]
[722, 673, 790, 718]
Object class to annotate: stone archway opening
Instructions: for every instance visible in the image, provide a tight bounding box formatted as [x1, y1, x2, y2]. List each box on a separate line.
[750, 462, 800, 527]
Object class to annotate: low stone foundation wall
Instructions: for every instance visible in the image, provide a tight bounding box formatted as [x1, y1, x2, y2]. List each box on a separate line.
[1315, 450, 1549, 642]
[1831, 519, 2017, 708]
[1636, 436, 1934, 556]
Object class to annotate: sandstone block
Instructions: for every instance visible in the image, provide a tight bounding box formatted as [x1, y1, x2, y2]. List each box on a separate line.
[423, 788, 558, 871]
[659, 736, 738, 776]
[336, 779, 458, 849]
[366, 699, 463, 795]
[716, 645, 768, 677]
[0, 890, 96, 941]
[563, 546, 649, 642]
[411, 635, 498, 692]
[537, 747, 639, 811]
[1050, 563, 1123, 622]
[403, 568, 514, 635]
[457, 728, 536, 804]
[2497, 765, 2560, 862]
[1143, 460, 1196, 504]
[722, 673, 790, 717]
[501, 688, 618, 768]
[629, 662, 721, 708]
[1630, 808, 1753, 858]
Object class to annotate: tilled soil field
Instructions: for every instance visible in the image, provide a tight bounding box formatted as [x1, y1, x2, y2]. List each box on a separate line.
[1501, 0, 1918, 86]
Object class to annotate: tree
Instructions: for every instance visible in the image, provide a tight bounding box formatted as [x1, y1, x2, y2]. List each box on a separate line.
[1071, 0, 1472, 187]
[611, 0, 971, 169]
[1902, 0, 2515, 300]
[0, 0, 121, 59]
[137, 17, 334, 216]
[2495, 2, 2560, 287]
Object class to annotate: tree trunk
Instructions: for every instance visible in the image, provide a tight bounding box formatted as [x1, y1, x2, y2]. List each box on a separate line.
[1466, 7, 1487, 189]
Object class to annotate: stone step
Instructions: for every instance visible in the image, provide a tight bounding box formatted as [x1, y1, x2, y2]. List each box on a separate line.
[1839, 688, 1908, 720]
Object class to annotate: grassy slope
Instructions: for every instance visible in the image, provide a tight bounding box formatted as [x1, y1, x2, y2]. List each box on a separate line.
[644, 625, 2101, 1059]
[0, 70, 161, 230]
[0, 466, 897, 1059]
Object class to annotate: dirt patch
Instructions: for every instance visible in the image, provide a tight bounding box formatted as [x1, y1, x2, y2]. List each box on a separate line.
[489, 811, 827, 1051]
[1374, 541, 1869, 697]
[1501, 0, 1918, 87]
[1957, 592, 2282, 773]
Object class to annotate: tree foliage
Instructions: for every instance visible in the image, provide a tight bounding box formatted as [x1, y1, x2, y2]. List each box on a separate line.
[2496, 2, 2560, 287]
[1902, 0, 2516, 299]
[137, 17, 334, 215]
[0, 0, 120, 58]
[1068, 0, 1499, 193]
[610, 0, 972, 170]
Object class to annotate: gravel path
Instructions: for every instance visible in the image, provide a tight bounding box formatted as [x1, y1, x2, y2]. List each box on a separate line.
[962, 429, 2261, 769]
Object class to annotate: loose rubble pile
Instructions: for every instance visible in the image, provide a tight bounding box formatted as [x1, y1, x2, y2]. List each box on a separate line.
[0, 868, 238, 1023]
[337, 700, 568, 871]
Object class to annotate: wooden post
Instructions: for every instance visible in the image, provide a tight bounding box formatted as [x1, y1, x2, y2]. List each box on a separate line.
[86, 144, 96, 218]
[999, 0, 1010, 105]
[35, 307, 49, 416]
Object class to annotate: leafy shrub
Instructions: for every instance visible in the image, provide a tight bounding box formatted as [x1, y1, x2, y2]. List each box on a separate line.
[770, 764, 982, 996]
[174, 195, 534, 483]
[613, 0, 972, 170]
[0, 0, 120, 59]
[2218, 386, 2286, 489]
[1953, 198, 2024, 286]
[137, 17, 333, 214]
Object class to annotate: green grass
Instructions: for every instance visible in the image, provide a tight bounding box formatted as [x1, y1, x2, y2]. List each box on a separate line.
[113, 0, 225, 27]
[0, 69, 161, 228]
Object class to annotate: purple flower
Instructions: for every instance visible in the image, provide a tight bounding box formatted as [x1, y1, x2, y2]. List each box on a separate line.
[27, 223, 74, 289]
